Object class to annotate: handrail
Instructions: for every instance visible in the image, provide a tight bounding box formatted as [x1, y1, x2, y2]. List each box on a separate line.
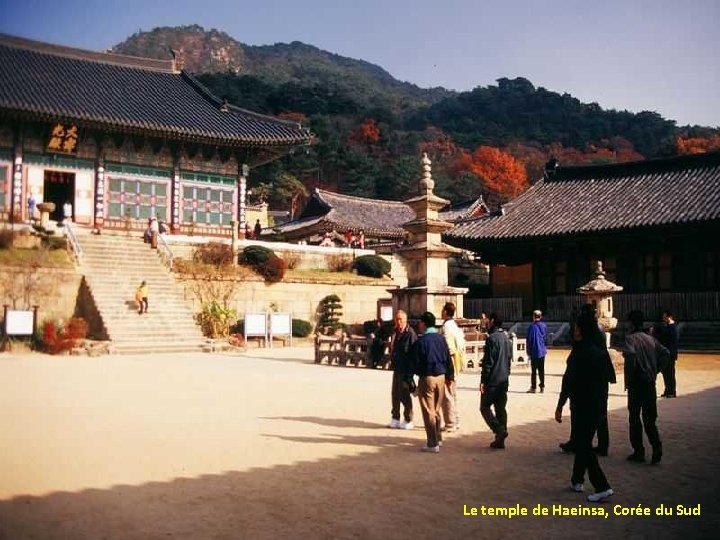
[157, 233, 174, 270]
[64, 222, 83, 266]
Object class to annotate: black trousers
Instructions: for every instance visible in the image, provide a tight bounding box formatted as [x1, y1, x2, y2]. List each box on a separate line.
[480, 385, 508, 436]
[661, 355, 677, 396]
[596, 394, 609, 452]
[572, 409, 611, 491]
[530, 356, 545, 389]
[390, 371, 413, 422]
[628, 383, 662, 454]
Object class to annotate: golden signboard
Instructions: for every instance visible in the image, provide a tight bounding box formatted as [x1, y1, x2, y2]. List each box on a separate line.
[47, 123, 79, 154]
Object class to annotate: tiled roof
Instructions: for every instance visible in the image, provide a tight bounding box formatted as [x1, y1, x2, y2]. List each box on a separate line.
[308, 189, 415, 237]
[440, 197, 490, 222]
[446, 151, 720, 246]
[0, 34, 312, 147]
[273, 188, 489, 239]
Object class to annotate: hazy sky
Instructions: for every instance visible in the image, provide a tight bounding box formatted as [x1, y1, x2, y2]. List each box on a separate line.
[2, 0, 718, 127]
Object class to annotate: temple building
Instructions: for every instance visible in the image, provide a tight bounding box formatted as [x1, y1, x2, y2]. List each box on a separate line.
[444, 151, 720, 323]
[0, 34, 312, 234]
[271, 187, 488, 246]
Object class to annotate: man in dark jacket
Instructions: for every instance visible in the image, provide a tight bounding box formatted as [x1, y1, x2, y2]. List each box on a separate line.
[388, 310, 417, 429]
[654, 310, 679, 398]
[555, 312, 614, 503]
[406, 311, 454, 453]
[479, 312, 512, 449]
[623, 310, 670, 464]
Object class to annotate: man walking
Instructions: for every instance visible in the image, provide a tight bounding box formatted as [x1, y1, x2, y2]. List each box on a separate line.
[623, 310, 670, 464]
[441, 302, 465, 432]
[555, 312, 614, 503]
[406, 311, 454, 453]
[526, 309, 547, 393]
[479, 312, 512, 449]
[388, 310, 417, 429]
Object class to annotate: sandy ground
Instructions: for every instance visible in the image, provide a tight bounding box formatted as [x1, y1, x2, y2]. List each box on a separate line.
[0, 347, 718, 539]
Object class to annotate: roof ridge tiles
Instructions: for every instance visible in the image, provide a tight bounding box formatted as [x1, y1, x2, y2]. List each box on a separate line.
[0, 33, 174, 73]
[552, 150, 720, 182]
[316, 188, 409, 206]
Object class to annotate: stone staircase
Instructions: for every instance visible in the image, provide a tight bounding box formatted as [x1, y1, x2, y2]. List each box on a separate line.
[74, 230, 206, 354]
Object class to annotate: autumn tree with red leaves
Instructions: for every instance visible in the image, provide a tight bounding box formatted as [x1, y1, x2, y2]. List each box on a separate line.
[349, 118, 381, 146]
[453, 146, 528, 202]
[676, 135, 720, 155]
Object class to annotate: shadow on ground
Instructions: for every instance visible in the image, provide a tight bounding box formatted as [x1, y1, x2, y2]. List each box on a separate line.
[1, 388, 718, 540]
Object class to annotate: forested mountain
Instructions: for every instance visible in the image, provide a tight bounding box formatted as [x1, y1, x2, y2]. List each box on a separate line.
[112, 25, 720, 210]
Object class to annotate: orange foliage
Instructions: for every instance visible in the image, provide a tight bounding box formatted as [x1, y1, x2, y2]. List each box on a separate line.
[418, 127, 461, 161]
[349, 118, 381, 146]
[454, 146, 528, 200]
[676, 135, 720, 155]
[547, 137, 643, 166]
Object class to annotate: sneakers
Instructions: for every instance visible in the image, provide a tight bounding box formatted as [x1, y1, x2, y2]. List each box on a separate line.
[421, 445, 440, 453]
[627, 452, 645, 463]
[388, 419, 401, 429]
[571, 483, 584, 493]
[651, 447, 663, 465]
[399, 421, 414, 430]
[526, 387, 536, 393]
[539, 386, 545, 393]
[587, 489, 614, 503]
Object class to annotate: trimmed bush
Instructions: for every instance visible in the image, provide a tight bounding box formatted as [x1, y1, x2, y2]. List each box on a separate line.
[318, 294, 343, 333]
[353, 254, 391, 278]
[292, 319, 313, 337]
[240, 245, 276, 266]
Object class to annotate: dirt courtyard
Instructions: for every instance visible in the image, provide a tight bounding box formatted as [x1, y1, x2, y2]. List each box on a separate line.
[0, 347, 718, 539]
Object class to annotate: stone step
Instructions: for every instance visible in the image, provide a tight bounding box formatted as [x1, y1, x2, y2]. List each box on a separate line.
[75, 231, 208, 353]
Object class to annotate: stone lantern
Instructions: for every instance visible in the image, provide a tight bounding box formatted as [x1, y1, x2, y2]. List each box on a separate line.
[577, 260, 623, 347]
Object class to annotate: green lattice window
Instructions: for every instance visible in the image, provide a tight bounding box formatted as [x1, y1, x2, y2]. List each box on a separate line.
[181, 184, 235, 226]
[107, 177, 169, 220]
[0, 164, 7, 211]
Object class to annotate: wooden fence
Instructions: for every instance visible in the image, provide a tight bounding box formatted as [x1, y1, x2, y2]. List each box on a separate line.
[464, 297, 523, 321]
[547, 291, 720, 322]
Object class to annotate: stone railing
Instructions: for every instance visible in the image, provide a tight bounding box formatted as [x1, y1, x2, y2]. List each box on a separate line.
[157, 233, 174, 270]
[63, 222, 83, 266]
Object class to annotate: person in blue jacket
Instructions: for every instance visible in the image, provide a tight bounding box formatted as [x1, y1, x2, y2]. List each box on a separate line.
[526, 309, 547, 393]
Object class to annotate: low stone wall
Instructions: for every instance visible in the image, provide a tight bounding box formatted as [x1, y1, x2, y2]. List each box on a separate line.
[0, 266, 83, 328]
[180, 276, 398, 327]
[164, 237, 408, 285]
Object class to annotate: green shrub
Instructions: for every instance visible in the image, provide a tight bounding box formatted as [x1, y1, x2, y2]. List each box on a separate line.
[292, 319, 313, 337]
[318, 294, 343, 333]
[353, 254, 391, 278]
[240, 245, 276, 266]
[196, 300, 237, 338]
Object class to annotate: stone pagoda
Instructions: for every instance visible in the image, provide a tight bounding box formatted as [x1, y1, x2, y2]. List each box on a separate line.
[390, 153, 468, 318]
